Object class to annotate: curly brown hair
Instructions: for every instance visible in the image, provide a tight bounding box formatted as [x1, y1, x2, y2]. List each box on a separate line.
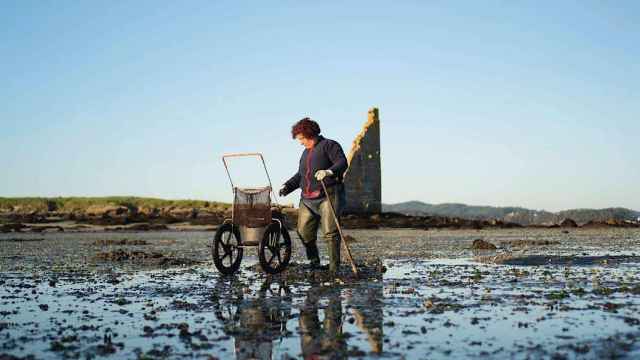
[291, 117, 321, 139]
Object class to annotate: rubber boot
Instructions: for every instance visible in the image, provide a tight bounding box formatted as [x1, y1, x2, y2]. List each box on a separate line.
[304, 242, 321, 267]
[328, 235, 341, 274]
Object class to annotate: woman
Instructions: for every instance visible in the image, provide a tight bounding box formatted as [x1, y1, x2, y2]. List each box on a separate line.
[279, 118, 348, 274]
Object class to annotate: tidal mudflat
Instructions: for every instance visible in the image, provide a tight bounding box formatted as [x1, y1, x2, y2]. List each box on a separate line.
[1, 228, 639, 359]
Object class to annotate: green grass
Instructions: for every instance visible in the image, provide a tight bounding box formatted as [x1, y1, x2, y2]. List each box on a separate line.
[0, 197, 230, 212]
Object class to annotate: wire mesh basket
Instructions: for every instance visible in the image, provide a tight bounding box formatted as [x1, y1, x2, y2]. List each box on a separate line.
[233, 186, 272, 228]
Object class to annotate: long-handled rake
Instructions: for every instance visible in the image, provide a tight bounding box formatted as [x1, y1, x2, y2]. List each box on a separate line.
[320, 179, 359, 277]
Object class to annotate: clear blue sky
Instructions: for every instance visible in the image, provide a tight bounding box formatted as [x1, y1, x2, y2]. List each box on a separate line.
[1, 1, 638, 211]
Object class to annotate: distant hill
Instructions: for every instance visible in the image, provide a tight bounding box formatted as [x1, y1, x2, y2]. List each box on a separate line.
[382, 201, 640, 225]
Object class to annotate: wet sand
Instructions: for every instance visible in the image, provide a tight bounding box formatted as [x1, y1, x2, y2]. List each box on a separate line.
[1, 228, 640, 359]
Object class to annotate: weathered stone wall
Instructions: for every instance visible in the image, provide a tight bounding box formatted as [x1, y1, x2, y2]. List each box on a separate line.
[343, 107, 382, 214]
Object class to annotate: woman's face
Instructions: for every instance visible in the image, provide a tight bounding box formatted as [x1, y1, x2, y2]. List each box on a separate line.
[295, 133, 315, 149]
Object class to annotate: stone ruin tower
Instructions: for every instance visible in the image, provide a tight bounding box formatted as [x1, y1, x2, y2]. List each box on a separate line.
[343, 107, 382, 214]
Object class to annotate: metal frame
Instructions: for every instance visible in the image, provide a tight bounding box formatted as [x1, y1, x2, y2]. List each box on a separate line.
[236, 218, 282, 248]
[221, 152, 278, 207]
[221, 152, 280, 244]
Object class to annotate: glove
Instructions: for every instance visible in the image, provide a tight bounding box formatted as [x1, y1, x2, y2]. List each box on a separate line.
[314, 169, 333, 181]
[278, 185, 289, 197]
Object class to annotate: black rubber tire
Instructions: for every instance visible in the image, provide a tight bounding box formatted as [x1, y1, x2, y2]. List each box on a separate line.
[258, 222, 292, 274]
[212, 223, 243, 275]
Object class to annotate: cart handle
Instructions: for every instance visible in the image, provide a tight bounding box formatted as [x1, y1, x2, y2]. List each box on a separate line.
[221, 152, 279, 206]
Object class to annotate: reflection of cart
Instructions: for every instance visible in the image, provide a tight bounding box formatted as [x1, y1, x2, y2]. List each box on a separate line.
[212, 153, 291, 275]
[213, 279, 292, 360]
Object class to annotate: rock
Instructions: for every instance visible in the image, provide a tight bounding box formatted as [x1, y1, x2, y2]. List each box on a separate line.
[137, 207, 160, 217]
[499, 239, 560, 247]
[2, 238, 45, 242]
[472, 239, 497, 250]
[94, 239, 148, 246]
[86, 205, 129, 217]
[1, 223, 26, 233]
[559, 218, 578, 228]
[344, 235, 357, 243]
[580, 219, 637, 228]
[127, 223, 151, 231]
[30, 225, 64, 233]
[581, 220, 607, 228]
[603, 302, 620, 312]
[341, 214, 380, 229]
[188, 209, 225, 225]
[164, 207, 197, 220]
[93, 250, 201, 267]
[94, 250, 164, 262]
[106, 223, 169, 232]
[501, 221, 523, 228]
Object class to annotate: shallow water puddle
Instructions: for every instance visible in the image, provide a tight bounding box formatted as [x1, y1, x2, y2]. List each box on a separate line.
[383, 259, 640, 358]
[1, 258, 640, 359]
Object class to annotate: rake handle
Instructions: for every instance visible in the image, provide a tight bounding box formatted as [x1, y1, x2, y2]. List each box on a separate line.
[320, 179, 359, 277]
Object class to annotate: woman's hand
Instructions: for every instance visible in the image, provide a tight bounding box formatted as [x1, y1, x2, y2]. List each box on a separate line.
[314, 169, 333, 181]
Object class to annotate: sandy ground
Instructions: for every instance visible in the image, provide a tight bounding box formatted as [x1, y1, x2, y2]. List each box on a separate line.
[1, 228, 640, 359]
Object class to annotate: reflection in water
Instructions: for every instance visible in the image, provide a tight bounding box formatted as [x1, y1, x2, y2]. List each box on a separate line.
[212, 277, 385, 359]
[299, 282, 385, 359]
[213, 278, 292, 360]
[4, 249, 640, 360]
[299, 287, 346, 359]
[346, 283, 384, 354]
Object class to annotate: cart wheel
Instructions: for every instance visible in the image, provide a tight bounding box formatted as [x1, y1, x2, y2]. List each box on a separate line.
[259, 222, 291, 274]
[213, 223, 243, 275]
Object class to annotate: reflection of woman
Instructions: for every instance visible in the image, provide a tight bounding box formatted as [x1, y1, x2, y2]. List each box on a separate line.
[299, 287, 346, 359]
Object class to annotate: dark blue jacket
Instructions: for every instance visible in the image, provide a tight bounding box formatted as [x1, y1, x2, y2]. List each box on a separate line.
[283, 135, 348, 198]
